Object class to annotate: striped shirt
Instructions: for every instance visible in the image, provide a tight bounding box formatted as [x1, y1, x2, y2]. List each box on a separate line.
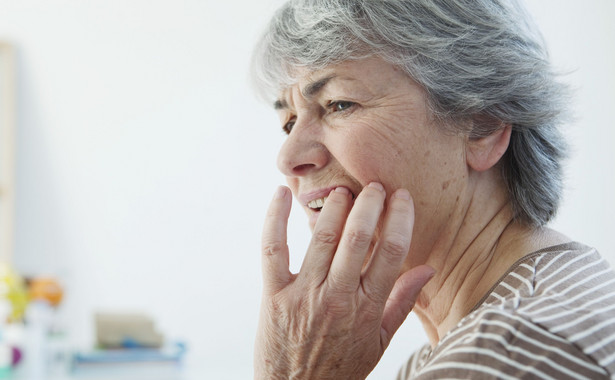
[397, 242, 615, 379]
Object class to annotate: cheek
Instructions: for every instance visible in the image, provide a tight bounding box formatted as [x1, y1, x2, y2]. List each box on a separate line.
[342, 121, 415, 180]
[333, 129, 396, 184]
[331, 119, 466, 202]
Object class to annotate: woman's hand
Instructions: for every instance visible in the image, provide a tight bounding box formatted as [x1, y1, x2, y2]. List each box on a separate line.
[255, 183, 434, 380]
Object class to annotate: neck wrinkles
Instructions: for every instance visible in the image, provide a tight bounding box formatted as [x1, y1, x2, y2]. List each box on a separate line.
[412, 179, 518, 347]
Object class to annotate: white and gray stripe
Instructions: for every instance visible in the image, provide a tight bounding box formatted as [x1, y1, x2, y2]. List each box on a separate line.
[397, 242, 615, 379]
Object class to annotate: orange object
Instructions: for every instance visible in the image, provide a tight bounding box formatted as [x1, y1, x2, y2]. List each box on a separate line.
[28, 277, 63, 307]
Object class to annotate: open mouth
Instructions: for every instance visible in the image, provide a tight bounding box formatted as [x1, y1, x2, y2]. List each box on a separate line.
[307, 196, 327, 212]
[306, 189, 356, 212]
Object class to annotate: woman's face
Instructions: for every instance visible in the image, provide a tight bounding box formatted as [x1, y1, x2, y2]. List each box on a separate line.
[275, 57, 469, 259]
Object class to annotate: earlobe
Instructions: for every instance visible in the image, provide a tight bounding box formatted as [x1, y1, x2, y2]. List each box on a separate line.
[466, 124, 512, 172]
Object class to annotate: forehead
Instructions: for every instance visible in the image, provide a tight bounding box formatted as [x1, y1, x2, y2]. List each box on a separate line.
[275, 57, 409, 108]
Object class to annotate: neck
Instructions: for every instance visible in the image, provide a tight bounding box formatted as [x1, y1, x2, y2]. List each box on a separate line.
[409, 170, 566, 347]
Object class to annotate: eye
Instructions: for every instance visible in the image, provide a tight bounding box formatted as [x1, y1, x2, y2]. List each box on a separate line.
[327, 101, 356, 113]
[282, 117, 296, 135]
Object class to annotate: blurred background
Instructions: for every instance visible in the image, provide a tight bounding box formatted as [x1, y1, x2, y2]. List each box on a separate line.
[0, 0, 613, 379]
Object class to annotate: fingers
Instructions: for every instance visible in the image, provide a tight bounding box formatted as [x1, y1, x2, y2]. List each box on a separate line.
[261, 186, 293, 294]
[362, 189, 415, 302]
[299, 187, 353, 285]
[292, 183, 417, 304]
[327, 182, 385, 291]
[380, 265, 435, 347]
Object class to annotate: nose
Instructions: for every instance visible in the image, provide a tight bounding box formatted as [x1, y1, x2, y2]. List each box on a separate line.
[277, 118, 329, 177]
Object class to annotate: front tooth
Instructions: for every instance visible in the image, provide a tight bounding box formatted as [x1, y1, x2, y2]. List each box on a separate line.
[308, 196, 328, 209]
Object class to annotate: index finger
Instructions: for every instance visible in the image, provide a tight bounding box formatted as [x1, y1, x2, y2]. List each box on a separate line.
[327, 182, 385, 291]
[261, 186, 293, 294]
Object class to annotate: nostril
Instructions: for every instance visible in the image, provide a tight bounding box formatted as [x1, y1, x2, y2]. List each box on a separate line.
[293, 163, 316, 175]
[277, 136, 328, 176]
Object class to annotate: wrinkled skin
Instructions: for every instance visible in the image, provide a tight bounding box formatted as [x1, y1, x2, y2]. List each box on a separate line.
[254, 57, 457, 379]
[255, 184, 434, 379]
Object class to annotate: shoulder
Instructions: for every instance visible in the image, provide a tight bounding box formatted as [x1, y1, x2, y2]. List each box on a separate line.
[399, 243, 615, 380]
[406, 307, 610, 379]
[481, 242, 615, 311]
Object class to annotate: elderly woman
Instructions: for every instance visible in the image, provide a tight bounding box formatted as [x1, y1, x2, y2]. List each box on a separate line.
[251, 1, 615, 379]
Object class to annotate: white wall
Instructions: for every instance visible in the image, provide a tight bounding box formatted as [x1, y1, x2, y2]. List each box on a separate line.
[0, 1, 613, 379]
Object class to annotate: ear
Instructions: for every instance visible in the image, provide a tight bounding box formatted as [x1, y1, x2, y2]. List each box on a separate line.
[466, 124, 512, 172]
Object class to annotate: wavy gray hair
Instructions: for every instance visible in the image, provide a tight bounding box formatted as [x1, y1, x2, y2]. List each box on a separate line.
[251, 0, 570, 227]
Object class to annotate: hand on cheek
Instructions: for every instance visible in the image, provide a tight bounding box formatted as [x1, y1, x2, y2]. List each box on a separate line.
[255, 183, 435, 380]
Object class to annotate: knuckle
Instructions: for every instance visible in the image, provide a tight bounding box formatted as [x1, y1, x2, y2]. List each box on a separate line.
[379, 233, 409, 262]
[387, 194, 413, 215]
[389, 201, 411, 216]
[324, 299, 353, 317]
[262, 241, 287, 257]
[344, 228, 373, 249]
[322, 288, 355, 315]
[327, 272, 355, 291]
[312, 229, 340, 246]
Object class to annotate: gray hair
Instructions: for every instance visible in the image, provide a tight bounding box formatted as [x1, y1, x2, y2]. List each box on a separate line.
[251, 0, 570, 227]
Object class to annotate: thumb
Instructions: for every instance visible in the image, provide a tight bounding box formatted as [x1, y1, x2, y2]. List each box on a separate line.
[380, 265, 435, 348]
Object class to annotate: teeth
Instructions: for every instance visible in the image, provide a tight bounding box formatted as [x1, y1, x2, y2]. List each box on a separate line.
[308, 196, 327, 210]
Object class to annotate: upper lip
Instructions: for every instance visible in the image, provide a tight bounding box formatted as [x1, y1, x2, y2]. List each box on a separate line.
[298, 187, 337, 207]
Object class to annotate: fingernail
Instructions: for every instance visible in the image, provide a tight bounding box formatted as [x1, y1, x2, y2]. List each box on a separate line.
[273, 186, 287, 200]
[334, 187, 350, 195]
[367, 182, 384, 192]
[428, 270, 436, 280]
[426, 266, 437, 280]
[394, 189, 411, 200]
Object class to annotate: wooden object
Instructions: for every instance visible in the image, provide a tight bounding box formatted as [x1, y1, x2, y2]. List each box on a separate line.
[0, 42, 15, 263]
[95, 313, 165, 348]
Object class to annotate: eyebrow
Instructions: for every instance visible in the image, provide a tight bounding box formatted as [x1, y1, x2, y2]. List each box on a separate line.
[272, 75, 337, 110]
[273, 99, 288, 110]
[302, 75, 336, 99]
